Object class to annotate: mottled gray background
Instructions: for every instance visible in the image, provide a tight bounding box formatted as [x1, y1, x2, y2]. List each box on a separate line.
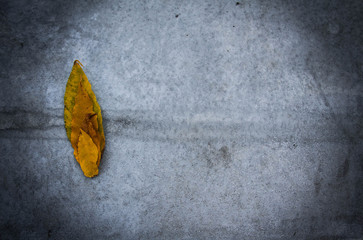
[1, 0, 362, 239]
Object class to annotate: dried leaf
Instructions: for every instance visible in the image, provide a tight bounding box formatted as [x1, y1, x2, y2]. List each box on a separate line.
[78, 129, 99, 177]
[64, 60, 105, 177]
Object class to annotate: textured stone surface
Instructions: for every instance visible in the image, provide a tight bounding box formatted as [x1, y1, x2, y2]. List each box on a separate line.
[1, 0, 362, 239]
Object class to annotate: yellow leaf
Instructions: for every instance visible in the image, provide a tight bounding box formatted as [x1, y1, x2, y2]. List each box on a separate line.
[64, 60, 105, 177]
[78, 129, 99, 178]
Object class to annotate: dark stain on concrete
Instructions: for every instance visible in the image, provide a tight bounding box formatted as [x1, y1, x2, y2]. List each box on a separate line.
[219, 146, 232, 167]
[337, 158, 349, 178]
[203, 143, 232, 169]
[0, 110, 52, 130]
[314, 163, 322, 195]
[114, 117, 137, 128]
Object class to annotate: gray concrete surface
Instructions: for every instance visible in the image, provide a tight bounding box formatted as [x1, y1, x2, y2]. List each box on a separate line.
[1, 0, 363, 239]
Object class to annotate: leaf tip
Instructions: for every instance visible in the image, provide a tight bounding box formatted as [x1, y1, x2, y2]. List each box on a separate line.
[74, 60, 84, 67]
